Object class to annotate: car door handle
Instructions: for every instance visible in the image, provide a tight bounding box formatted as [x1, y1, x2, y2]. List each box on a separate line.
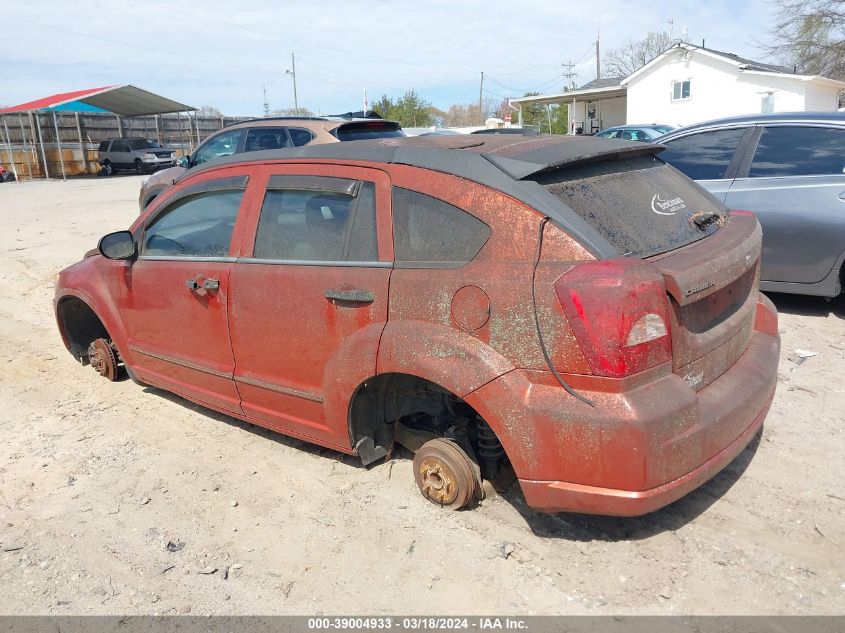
[838, 191, 845, 202]
[325, 288, 375, 303]
[185, 277, 220, 292]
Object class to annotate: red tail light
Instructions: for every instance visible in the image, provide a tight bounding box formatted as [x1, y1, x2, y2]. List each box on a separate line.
[554, 258, 672, 377]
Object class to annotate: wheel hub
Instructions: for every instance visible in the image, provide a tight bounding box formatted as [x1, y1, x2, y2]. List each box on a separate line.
[412, 438, 480, 509]
[88, 338, 118, 381]
[419, 460, 458, 505]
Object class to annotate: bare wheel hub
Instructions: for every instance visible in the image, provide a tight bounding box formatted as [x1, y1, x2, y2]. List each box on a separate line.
[88, 338, 118, 381]
[413, 438, 480, 510]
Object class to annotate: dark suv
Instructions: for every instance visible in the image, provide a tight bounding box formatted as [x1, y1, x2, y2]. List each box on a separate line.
[657, 112, 845, 297]
[138, 115, 404, 210]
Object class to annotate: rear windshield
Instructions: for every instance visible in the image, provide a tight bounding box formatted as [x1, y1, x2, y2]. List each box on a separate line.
[334, 121, 405, 142]
[534, 157, 726, 257]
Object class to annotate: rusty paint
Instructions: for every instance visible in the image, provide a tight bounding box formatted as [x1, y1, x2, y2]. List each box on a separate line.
[54, 150, 782, 517]
[450, 285, 491, 331]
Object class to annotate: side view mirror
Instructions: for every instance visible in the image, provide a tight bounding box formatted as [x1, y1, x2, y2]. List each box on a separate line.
[98, 231, 137, 261]
[177, 156, 190, 168]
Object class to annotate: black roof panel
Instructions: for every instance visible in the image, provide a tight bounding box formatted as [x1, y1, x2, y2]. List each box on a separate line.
[181, 135, 664, 259]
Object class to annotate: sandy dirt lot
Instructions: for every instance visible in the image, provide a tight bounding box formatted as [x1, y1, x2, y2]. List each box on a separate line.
[0, 177, 843, 615]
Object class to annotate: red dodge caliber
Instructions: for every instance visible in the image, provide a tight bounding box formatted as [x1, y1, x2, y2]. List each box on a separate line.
[54, 135, 780, 516]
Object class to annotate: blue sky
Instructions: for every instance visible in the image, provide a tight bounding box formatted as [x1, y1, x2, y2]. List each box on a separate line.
[2, 0, 774, 116]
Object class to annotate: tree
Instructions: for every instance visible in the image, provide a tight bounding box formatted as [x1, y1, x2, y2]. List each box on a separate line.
[372, 90, 434, 127]
[513, 92, 569, 134]
[442, 98, 499, 126]
[602, 31, 675, 78]
[764, 0, 845, 81]
[197, 105, 224, 117]
[270, 106, 315, 117]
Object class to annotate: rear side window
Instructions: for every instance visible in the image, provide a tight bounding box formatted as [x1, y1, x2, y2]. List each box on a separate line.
[749, 126, 845, 177]
[253, 182, 377, 262]
[244, 128, 292, 152]
[535, 157, 726, 257]
[142, 190, 244, 257]
[98, 141, 110, 152]
[660, 128, 747, 180]
[392, 188, 490, 265]
[111, 141, 130, 153]
[334, 121, 405, 141]
[289, 128, 315, 146]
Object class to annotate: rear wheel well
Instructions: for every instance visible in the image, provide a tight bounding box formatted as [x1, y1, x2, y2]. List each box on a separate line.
[348, 373, 510, 481]
[56, 297, 109, 364]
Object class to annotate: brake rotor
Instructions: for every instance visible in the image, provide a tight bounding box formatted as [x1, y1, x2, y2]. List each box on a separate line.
[88, 338, 118, 381]
[413, 438, 480, 510]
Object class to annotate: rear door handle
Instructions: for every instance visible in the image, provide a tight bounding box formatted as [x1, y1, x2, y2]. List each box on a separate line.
[325, 288, 375, 303]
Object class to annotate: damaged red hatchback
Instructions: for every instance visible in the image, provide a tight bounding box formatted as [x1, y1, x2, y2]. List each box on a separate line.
[54, 135, 780, 516]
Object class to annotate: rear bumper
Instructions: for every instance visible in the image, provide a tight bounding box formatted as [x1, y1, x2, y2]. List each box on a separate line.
[466, 293, 780, 517]
[519, 390, 771, 516]
[518, 327, 778, 516]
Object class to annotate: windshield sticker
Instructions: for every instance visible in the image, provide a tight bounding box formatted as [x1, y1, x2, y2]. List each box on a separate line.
[651, 194, 687, 216]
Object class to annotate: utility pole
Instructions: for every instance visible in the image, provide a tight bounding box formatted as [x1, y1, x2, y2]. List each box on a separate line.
[562, 61, 577, 91]
[262, 85, 270, 117]
[595, 37, 601, 80]
[478, 71, 484, 125]
[286, 53, 299, 116]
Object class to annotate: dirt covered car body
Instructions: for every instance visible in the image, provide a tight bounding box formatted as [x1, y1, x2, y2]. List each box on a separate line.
[55, 135, 780, 516]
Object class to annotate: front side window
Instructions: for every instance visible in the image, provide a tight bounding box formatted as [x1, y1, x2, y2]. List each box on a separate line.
[244, 128, 292, 152]
[749, 126, 845, 178]
[659, 127, 747, 180]
[253, 181, 377, 262]
[142, 189, 244, 257]
[672, 80, 691, 101]
[194, 129, 245, 165]
[392, 188, 490, 265]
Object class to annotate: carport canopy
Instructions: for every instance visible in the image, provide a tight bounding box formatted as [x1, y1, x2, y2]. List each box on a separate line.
[0, 85, 196, 182]
[0, 84, 195, 116]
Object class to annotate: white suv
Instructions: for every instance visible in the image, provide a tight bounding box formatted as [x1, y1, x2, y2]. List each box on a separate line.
[98, 138, 176, 175]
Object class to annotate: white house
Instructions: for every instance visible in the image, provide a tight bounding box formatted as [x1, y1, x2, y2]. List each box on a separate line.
[511, 43, 845, 133]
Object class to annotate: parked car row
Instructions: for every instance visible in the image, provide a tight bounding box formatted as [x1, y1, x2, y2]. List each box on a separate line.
[137, 114, 405, 209]
[53, 108, 840, 517]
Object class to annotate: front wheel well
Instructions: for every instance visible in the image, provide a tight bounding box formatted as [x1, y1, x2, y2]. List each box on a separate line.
[56, 296, 109, 364]
[348, 373, 510, 482]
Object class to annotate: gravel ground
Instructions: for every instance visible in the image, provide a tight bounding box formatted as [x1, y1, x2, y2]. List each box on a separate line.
[0, 176, 843, 615]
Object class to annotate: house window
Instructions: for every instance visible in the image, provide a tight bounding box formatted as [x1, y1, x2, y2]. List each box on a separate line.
[672, 80, 691, 101]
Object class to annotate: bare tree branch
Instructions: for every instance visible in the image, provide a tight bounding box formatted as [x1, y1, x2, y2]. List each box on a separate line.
[763, 0, 845, 81]
[602, 31, 675, 78]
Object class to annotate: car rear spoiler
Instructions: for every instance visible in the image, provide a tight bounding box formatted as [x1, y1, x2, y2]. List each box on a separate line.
[482, 141, 666, 181]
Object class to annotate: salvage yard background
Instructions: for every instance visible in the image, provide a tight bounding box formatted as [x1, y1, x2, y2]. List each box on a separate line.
[0, 112, 245, 178]
[0, 177, 843, 614]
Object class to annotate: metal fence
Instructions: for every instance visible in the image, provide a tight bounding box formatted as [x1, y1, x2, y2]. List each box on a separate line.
[0, 111, 249, 179]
